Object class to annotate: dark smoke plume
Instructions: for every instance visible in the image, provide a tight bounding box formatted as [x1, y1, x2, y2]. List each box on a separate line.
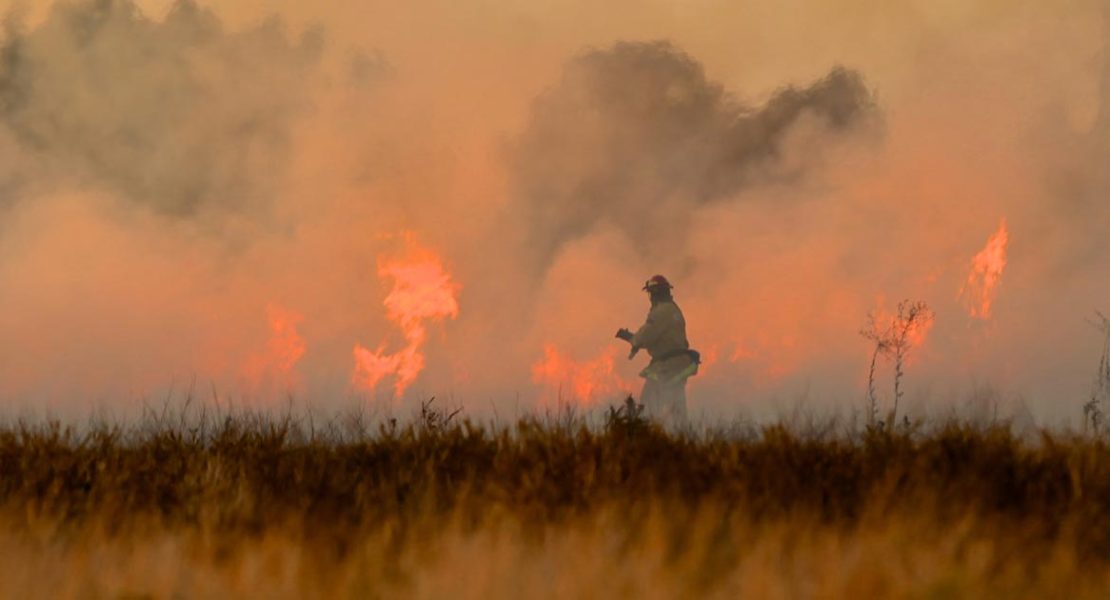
[511, 40, 875, 267]
[0, 0, 323, 217]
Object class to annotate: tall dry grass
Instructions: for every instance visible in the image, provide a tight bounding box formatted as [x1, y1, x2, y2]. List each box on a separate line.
[0, 403, 1106, 598]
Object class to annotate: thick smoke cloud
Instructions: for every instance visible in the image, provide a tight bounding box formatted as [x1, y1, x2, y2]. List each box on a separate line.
[0, 0, 322, 217]
[511, 41, 875, 266]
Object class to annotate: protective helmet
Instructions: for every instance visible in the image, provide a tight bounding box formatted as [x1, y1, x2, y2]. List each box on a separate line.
[642, 274, 673, 292]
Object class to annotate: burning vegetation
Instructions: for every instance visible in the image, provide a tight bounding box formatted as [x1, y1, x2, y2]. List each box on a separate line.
[240, 304, 307, 399]
[961, 219, 1010, 320]
[352, 235, 461, 398]
[531, 344, 635, 407]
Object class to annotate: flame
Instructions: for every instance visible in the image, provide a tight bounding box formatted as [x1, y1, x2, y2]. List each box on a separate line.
[353, 236, 460, 397]
[241, 303, 306, 396]
[531, 344, 635, 407]
[960, 219, 1009, 320]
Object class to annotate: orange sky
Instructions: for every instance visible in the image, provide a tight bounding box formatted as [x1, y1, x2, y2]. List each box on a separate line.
[0, 0, 1106, 424]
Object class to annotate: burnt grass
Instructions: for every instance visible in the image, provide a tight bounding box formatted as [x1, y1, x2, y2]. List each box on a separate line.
[0, 403, 1108, 568]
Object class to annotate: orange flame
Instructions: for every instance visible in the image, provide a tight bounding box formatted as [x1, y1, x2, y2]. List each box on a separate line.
[531, 344, 635, 407]
[353, 236, 460, 397]
[241, 303, 306, 396]
[960, 219, 1009, 320]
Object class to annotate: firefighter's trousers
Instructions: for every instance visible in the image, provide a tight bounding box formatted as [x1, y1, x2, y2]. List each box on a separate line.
[641, 377, 687, 425]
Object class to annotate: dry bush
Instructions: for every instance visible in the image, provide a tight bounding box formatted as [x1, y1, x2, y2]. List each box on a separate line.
[1084, 311, 1110, 433]
[860, 300, 934, 429]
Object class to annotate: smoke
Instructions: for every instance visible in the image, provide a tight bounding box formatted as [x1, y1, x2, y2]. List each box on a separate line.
[511, 40, 875, 267]
[0, 0, 322, 217]
[0, 0, 1106, 424]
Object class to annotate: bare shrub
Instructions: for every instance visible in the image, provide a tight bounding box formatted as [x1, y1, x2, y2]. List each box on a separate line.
[860, 300, 935, 428]
[1084, 311, 1110, 434]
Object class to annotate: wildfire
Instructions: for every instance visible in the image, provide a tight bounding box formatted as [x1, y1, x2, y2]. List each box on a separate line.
[353, 236, 460, 397]
[241, 303, 306, 396]
[531, 344, 635, 407]
[960, 219, 1009, 320]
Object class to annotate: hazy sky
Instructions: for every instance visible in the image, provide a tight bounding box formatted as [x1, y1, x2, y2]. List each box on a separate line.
[0, 0, 1107, 424]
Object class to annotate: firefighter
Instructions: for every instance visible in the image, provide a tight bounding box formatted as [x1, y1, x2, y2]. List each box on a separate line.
[616, 275, 700, 424]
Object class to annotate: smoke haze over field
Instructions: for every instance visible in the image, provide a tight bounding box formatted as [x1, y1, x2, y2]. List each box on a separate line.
[511, 41, 874, 267]
[0, 0, 1107, 423]
[0, 0, 323, 217]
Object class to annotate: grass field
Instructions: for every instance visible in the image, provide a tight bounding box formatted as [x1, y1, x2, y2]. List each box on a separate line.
[0, 401, 1107, 598]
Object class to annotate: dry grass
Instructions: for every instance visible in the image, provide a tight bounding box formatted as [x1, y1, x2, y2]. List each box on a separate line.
[0, 404, 1107, 598]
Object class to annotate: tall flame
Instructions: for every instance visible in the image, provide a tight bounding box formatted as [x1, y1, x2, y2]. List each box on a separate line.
[531, 344, 635, 407]
[960, 219, 1009, 320]
[241, 303, 306, 396]
[353, 236, 460, 397]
